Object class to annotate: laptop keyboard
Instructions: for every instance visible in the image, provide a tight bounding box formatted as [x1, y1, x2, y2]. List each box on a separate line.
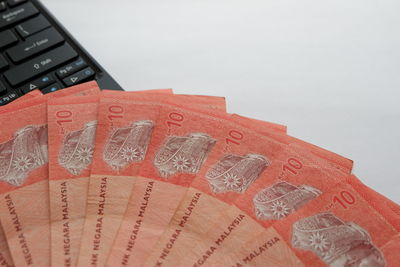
[0, 0, 96, 105]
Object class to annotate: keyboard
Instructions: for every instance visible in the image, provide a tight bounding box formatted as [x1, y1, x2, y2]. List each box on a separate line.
[0, 0, 123, 106]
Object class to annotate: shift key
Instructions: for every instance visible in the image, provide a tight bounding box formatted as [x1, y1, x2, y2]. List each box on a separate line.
[4, 43, 77, 86]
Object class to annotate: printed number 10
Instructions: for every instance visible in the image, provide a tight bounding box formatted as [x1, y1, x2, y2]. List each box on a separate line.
[107, 105, 124, 121]
[167, 112, 184, 127]
[226, 130, 243, 145]
[333, 191, 355, 209]
[56, 110, 72, 127]
[283, 158, 303, 175]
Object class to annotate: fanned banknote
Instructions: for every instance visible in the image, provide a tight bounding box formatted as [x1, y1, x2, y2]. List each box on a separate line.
[48, 95, 99, 267]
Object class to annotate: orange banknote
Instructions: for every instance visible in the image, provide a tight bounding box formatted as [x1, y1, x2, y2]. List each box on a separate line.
[0, 82, 99, 267]
[215, 180, 400, 266]
[48, 95, 100, 267]
[77, 91, 173, 267]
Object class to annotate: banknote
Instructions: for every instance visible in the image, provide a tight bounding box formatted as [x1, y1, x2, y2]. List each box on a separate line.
[214, 181, 400, 266]
[77, 91, 173, 267]
[48, 95, 100, 267]
[0, 82, 99, 267]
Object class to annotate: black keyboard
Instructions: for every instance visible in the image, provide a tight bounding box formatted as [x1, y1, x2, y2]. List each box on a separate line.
[0, 0, 123, 105]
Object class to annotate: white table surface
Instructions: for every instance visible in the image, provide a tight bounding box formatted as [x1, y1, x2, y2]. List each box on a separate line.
[42, 0, 400, 203]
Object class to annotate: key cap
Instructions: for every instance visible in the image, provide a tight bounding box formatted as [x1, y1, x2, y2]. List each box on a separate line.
[16, 15, 50, 38]
[20, 74, 54, 94]
[56, 58, 87, 79]
[7, 0, 26, 7]
[0, 2, 38, 30]
[63, 67, 95, 87]
[0, 30, 18, 49]
[4, 43, 78, 86]
[0, 54, 8, 70]
[7, 27, 64, 63]
[0, 81, 6, 94]
[41, 82, 61, 94]
[0, 2, 6, 11]
[0, 90, 19, 106]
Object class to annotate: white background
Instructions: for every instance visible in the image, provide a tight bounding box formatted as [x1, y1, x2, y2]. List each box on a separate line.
[42, 0, 399, 203]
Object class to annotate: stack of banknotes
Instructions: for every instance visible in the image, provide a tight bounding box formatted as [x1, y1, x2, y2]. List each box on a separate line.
[0, 81, 398, 267]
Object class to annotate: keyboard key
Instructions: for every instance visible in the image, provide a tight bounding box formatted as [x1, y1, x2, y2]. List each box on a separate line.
[0, 81, 6, 94]
[7, 0, 26, 7]
[0, 2, 38, 30]
[20, 74, 54, 94]
[0, 90, 19, 106]
[4, 43, 78, 86]
[41, 82, 62, 94]
[56, 58, 87, 79]
[7, 27, 64, 63]
[16, 15, 51, 38]
[0, 30, 18, 49]
[0, 54, 8, 70]
[0, 2, 6, 11]
[63, 67, 95, 87]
